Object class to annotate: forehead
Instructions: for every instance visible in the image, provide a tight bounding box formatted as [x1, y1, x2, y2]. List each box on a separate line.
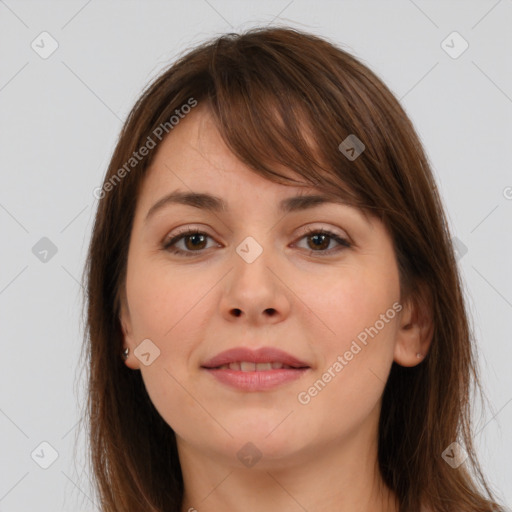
[151, 104, 236, 167]
[136, 105, 373, 229]
[146, 102, 321, 187]
[140, 107, 313, 202]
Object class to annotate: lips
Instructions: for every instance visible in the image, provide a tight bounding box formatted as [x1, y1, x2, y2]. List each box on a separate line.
[201, 347, 310, 370]
[216, 361, 297, 371]
[201, 347, 310, 391]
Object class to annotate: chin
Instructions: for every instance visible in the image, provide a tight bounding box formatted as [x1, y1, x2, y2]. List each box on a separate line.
[229, 435, 312, 472]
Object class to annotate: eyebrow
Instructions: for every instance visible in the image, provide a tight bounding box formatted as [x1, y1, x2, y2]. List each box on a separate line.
[145, 190, 365, 223]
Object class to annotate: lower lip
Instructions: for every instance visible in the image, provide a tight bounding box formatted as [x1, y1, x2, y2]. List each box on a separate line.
[203, 368, 309, 391]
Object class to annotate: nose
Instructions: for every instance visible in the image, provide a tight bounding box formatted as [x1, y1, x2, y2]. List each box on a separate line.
[219, 237, 291, 325]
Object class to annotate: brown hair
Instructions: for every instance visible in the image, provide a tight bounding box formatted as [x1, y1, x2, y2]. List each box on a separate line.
[81, 26, 506, 512]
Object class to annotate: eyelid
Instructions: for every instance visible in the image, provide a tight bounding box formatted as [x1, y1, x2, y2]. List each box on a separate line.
[164, 225, 209, 240]
[162, 225, 216, 248]
[164, 223, 350, 241]
[295, 224, 350, 242]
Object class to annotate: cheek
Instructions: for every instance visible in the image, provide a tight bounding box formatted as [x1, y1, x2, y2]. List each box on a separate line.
[299, 265, 400, 407]
[125, 258, 212, 383]
[304, 264, 400, 346]
[295, 279, 399, 439]
[126, 257, 206, 340]
[128, 265, 209, 434]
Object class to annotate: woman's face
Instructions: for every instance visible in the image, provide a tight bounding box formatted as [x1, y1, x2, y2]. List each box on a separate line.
[119, 105, 408, 469]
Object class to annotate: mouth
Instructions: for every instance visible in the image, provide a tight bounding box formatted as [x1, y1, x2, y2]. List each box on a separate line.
[201, 347, 311, 391]
[211, 361, 308, 371]
[201, 346, 310, 369]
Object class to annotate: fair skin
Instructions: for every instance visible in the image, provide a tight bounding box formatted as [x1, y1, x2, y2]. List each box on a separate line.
[119, 105, 432, 512]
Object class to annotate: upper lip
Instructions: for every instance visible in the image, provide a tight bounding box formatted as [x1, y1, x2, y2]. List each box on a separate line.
[201, 347, 310, 369]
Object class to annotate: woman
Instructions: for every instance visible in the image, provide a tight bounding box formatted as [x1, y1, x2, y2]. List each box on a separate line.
[82, 26, 507, 512]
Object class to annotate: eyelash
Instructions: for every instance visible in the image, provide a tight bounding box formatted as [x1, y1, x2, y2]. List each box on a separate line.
[162, 227, 351, 258]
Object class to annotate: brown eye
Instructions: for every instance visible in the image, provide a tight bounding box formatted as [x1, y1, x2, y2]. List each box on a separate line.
[295, 228, 351, 256]
[163, 229, 216, 257]
[306, 233, 330, 250]
[182, 233, 208, 250]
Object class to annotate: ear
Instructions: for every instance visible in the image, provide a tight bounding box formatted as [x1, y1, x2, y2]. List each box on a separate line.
[119, 292, 141, 370]
[394, 282, 434, 367]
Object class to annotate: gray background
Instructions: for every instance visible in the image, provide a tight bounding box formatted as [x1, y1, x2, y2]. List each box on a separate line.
[1, 1, 511, 510]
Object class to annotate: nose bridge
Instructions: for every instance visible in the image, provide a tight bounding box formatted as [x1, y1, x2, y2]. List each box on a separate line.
[229, 208, 276, 267]
[221, 229, 289, 322]
[232, 232, 274, 293]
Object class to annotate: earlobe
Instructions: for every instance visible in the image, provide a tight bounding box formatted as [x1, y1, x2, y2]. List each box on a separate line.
[393, 285, 434, 367]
